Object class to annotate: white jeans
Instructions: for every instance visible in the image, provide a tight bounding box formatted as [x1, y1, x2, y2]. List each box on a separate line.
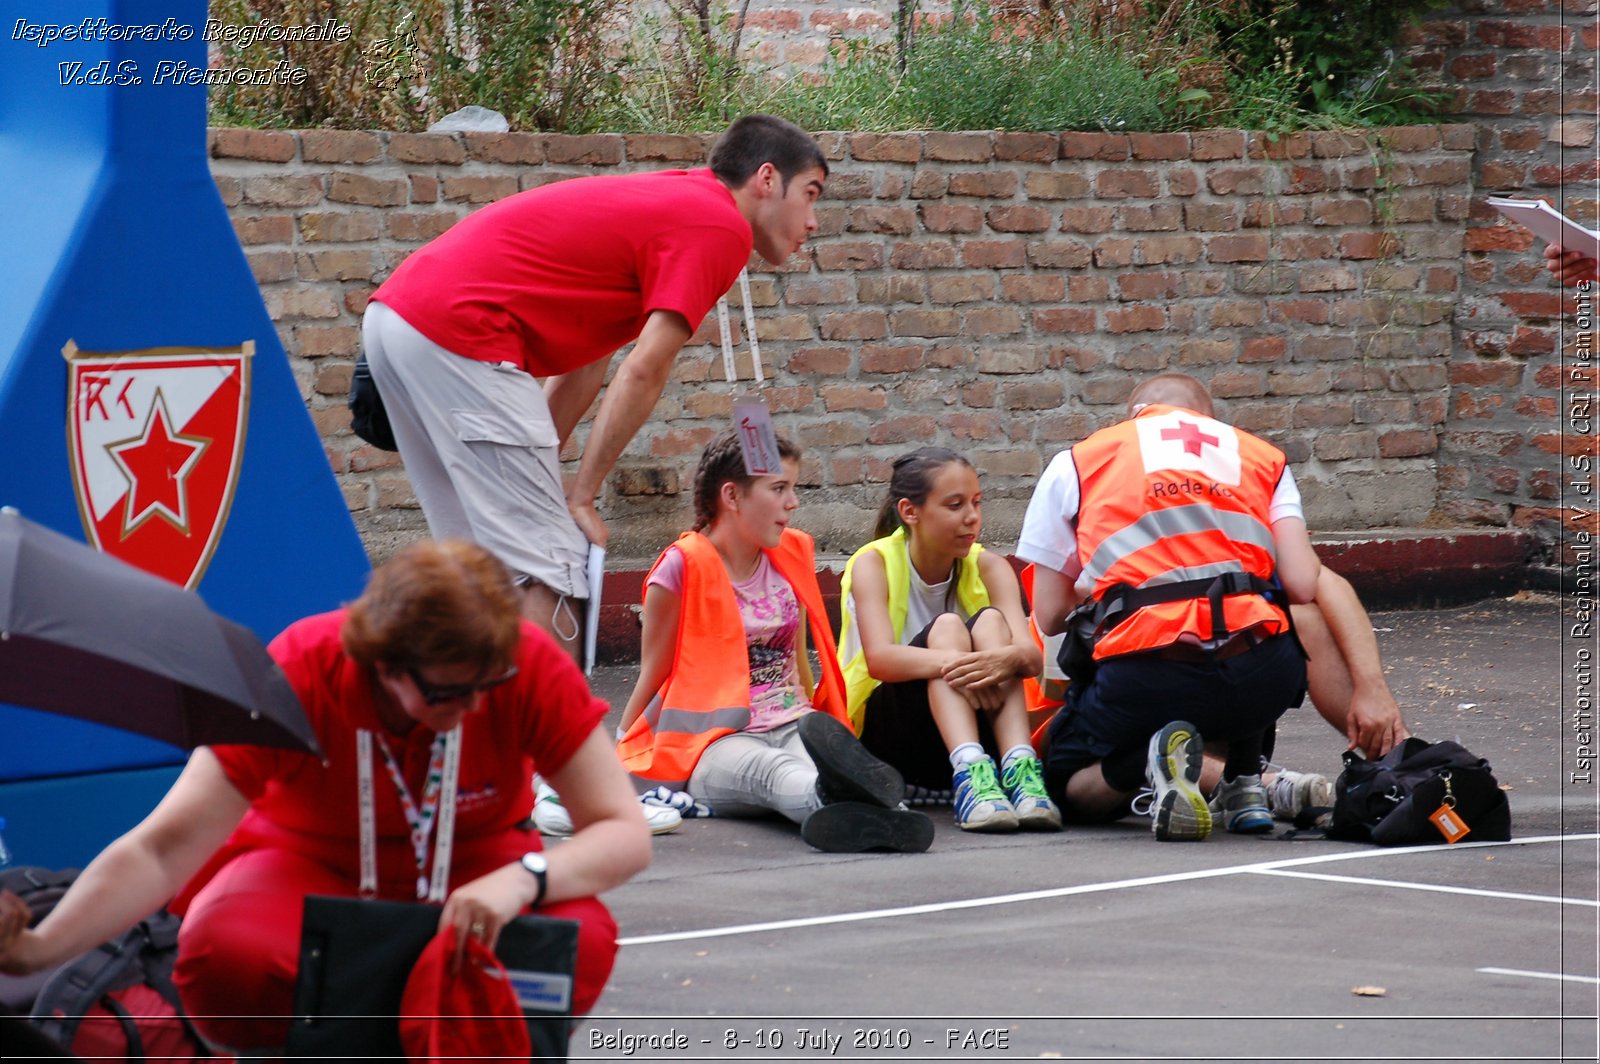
[688, 719, 822, 824]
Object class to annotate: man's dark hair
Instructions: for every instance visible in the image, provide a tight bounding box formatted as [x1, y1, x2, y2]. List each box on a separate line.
[709, 114, 828, 189]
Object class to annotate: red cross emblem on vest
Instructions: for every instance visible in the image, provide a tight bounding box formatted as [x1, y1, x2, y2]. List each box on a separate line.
[1161, 419, 1219, 457]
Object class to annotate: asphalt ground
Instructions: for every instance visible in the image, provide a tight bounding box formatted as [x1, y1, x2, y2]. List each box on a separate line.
[558, 591, 1600, 1064]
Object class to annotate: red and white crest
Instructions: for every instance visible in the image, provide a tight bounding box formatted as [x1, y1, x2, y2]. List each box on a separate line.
[64, 341, 253, 589]
[1134, 409, 1242, 486]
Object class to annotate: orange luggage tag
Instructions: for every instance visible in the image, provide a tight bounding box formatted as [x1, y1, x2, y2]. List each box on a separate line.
[1427, 769, 1472, 843]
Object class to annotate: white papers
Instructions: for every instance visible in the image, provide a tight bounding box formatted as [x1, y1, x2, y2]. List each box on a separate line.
[584, 544, 605, 676]
[732, 395, 783, 475]
[1487, 196, 1600, 263]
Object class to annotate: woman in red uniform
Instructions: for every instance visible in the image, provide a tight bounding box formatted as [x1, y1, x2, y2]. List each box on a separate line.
[0, 540, 649, 1052]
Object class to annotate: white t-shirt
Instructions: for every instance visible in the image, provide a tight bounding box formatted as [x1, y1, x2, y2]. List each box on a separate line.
[838, 536, 972, 665]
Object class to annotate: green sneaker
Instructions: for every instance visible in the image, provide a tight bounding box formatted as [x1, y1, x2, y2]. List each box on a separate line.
[952, 756, 1019, 832]
[1000, 753, 1063, 832]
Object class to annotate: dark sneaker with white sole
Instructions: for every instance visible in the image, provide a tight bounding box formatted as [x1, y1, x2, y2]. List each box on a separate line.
[800, 801, 935, 854]
[799, 712, 905, 809]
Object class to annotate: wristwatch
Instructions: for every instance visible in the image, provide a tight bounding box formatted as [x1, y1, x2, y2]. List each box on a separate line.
[519, 851, 549, 908]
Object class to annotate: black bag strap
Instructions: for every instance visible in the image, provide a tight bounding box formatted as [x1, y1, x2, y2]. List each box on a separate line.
[1090, 570, 1284, 644]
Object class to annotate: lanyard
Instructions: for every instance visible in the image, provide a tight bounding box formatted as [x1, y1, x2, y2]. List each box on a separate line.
[715, 268, 763, 384]
[356, 724, 462, 901]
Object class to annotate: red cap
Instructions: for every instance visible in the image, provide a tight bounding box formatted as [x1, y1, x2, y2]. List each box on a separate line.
[399, 929, 533, 1063]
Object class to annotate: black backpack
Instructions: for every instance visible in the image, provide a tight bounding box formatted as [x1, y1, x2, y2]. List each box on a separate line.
[348, 352, 399, 451]
[1328, 737, 1511, 846]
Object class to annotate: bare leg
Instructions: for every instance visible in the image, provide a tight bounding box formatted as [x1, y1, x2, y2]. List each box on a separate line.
[520, 581, 583, 664]
[968, 609, 1034, 753]
[1064, 763, 1136, 821]
[923, 613, 982, 751]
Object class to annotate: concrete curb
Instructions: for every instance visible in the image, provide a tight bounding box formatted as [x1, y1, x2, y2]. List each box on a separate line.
[588, 528, 1538, 665]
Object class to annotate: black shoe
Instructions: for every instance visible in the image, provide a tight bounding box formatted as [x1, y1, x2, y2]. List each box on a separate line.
[798, 712, 905, 809]
[800, 802, 935, 854]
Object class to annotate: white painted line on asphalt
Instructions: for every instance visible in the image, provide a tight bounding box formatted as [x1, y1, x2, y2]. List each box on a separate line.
[617, 832, 1599, 947]
[1250, 867, 1600, 907]
[1478, 967, 1600, 985]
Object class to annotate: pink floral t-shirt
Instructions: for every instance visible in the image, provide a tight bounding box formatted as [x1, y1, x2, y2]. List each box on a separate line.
[649, 547, 808, 732]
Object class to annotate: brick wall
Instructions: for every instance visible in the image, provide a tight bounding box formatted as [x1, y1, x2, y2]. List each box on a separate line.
[211, 124, 1473, 564]
[1405, 0, 1597, 558]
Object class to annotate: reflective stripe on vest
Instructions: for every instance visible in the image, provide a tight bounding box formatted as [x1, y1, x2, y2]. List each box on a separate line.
[837, 526, 990, 735]
[1071, 405, 1289, 659]
[617, 528, 849, 790]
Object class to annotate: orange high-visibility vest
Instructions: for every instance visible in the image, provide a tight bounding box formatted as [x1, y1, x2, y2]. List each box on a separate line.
[1072, 404, 1290, 659]
[617, 528, 849, 790]
[1018, 563, 1066, 716]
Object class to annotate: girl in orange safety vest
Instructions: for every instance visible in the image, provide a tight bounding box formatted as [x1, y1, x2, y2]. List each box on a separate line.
[615, 430, 933, 854]
[837, 448, 1062, 834]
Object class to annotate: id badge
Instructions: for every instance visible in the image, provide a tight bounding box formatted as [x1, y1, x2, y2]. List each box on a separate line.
[732, 394, 783, 475]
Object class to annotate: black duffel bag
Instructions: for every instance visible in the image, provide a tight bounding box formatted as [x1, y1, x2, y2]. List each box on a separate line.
[1328, 736, 1511, 846]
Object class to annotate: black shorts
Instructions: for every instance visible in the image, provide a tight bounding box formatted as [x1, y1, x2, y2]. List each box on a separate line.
[1041, 633, 1307, 802]
[858, 612, 1000, 790]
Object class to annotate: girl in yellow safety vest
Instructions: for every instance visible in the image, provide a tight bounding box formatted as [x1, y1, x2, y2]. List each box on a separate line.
[838, 448, 1061, 833]
[615, 430, 933, 854]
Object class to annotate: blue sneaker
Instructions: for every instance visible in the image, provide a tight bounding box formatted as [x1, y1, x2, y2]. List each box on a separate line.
[952, 756, 1019, 832]
[1212, 773, 1274, 834]
[1000, 753, 1063, 831]
[1145, 722, 1212, 841]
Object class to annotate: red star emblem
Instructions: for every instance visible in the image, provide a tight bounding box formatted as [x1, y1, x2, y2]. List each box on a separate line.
[1161, 419, 1219, 457]
[107, 392, 210, 536]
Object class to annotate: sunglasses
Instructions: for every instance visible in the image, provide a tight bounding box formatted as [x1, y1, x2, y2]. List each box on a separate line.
[405, 665, 519, 705]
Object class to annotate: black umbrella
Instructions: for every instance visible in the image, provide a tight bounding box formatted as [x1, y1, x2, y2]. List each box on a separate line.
[0, 507, 321, 755]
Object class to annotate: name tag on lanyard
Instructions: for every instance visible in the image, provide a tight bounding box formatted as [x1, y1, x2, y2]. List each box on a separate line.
[717, 269, 781, 475]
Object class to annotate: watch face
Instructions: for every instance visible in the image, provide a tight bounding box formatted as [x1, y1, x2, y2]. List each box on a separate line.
[521, 852, 548, 875]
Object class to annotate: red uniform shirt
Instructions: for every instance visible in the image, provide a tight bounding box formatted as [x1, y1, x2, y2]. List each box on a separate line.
[202, 611, 604, 892]
[373, 168, 752, 374]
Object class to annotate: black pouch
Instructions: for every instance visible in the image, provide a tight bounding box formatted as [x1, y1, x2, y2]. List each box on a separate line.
[1056, 598, 1102, 688]
[1329, 736, 1511, 846]
[348, 353, 399, 452]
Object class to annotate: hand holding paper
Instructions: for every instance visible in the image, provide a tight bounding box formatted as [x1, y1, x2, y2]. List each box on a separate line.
[1487, 196, 1600, 267]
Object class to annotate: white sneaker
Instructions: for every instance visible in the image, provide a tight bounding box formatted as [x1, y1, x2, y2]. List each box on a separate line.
[534, 778, 681, 836]
[1265, 769, 1333, 822]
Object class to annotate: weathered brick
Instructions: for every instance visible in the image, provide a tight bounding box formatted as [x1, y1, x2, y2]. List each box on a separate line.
[1190, 130, 1246, 161]
[1177, 338, 1235, 365]
[1058, 205, 1115, 233]
[386, 211, 460, 242]
[1060, 133, 1129, 161]
[299, 212, 381, 243]
[1128, 132, 1189, 160]
[622, 133, 703, 162]
[785, 347, 852, 375]
[1115, 204, 1183, 231]
[1069, 275, 1112, 302]
[212, 128, 297, 162]
[1033, 308, 1098, 334]
[977, 347, 1047, 374]
[890, 309, 961, 338]
[1093, 239, 1136, 268]
[868, 416, 940, 445]
[296, 325, 361, 358]
[297, 249, 380, 282]
[1106, 306, 1165, 333]
[1182, 203, 1237, 231]
[814, 242, 885, 271]
[1208, 235, 1270, 263]
[1000, 275, 1066, 303]
[1001, 381, 1066, 411]
[961, 239, 1027, 269]
[327, 172, 404, 207]
[1024, 172, 1091, 199]
[300, 129, 382, 164]
[844, 204, 921, 233]
[233, 213, 294, 245]
[925, 132, 994, 162]
[849, 133, 922, 163]
[1095, 168, 1161, 198]
[443, 175, 518, 203]
[819, 311, 887, 340]
[892, 241, 959, 269]
[987, 205, 1052, 232]
[994, 132, 1060, 162]
[821, 385, 888, 412]
[783, 278, 852, 306]
[388, 133, 465, 165]
[1206, 166, 1269, 196]
[244, 174, 325, 207]
[1029, 240, 1093, 269]
[919, 204, 984, 233]
[409, 175, 439, 204]
[928, 274, 995, 304]
[966, 307, 1024, 336]
[910, 170, 949, 199]
[543, 135, 624, 165]
[949, 171, 1018, 198]
[1118, 271, 1181, 301]
[248, 250, 294, 283]
[463, 132, 546, 165]
[1292, 398, 1354, 427]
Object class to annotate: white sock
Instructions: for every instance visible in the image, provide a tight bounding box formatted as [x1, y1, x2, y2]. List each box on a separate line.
[1001, 745, 1035, 769]
[948, 742, 985, 768]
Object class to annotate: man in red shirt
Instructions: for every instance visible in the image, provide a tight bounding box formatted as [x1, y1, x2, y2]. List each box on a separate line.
[364, 114, 828, 658]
